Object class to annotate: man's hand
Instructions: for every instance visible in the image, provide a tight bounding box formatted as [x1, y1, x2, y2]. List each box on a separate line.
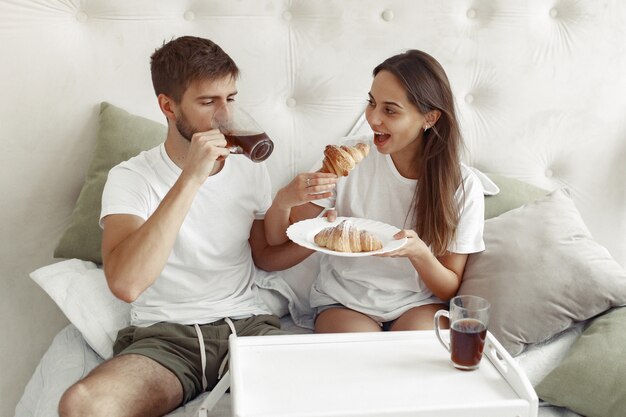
[182, 129, 232, 184]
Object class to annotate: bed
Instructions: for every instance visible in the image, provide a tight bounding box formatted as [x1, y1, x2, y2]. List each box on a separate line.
[3, 1, 626, 417]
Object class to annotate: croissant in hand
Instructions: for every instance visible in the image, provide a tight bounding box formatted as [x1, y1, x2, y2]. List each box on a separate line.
[314, 220, 383, 253]
[320, 143, 370, 176]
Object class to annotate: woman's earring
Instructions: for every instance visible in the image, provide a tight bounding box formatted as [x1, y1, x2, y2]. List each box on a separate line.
[424, 125, 430, 132]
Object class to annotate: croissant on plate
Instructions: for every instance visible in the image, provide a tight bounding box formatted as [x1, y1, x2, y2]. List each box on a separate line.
[314, 220, 383, 253]
[320, 143, 370, 176]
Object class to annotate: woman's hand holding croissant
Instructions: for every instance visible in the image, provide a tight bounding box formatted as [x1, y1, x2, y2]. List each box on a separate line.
[273, 172, 337, 211]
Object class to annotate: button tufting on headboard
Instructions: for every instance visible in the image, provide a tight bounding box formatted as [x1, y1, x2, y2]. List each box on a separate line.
[381, 9, 394, 22]
[75, 11, 88, 23]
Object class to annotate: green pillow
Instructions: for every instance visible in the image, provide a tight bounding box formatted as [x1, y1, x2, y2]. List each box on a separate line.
[483, 173, 548, 219]
[536, 307, 626, 417]
[54, 102, 166, 264]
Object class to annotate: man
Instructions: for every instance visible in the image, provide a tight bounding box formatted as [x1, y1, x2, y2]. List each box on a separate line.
[58, 36, 335, 416]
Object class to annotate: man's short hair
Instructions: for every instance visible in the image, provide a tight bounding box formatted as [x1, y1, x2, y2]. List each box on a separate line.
[150, 36, 239, 102]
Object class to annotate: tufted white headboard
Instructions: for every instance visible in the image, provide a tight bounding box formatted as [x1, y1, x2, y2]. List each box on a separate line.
[1, 1, 625, 414]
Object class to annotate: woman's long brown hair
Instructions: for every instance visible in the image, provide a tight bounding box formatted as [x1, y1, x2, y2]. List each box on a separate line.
[373, 50, 463, 256]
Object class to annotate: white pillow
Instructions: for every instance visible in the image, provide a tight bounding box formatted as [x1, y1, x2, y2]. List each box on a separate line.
[30, 259, 130, 359]
[255, 254, 321, 329]
[31, 259, 302, 359]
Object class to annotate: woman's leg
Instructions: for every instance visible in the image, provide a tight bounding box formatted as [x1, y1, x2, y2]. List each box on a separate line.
[314, 307, 382, 333]
[390, 303, 448, 331]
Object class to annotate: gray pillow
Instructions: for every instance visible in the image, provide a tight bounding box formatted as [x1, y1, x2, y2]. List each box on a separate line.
[536, 306, 626, 417]
[458, 188, 626, 356]
[54, 103, 166, 264]
[483, 173, 547, 219]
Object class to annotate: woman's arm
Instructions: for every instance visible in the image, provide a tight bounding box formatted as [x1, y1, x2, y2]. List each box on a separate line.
[378, 229, 468, 301]
[250, 219, 316, 271]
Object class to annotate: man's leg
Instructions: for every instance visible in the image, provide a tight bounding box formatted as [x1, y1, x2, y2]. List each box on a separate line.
[59, 353, 183, 417]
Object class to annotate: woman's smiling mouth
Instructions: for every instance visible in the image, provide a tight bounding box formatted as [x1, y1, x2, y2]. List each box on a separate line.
[373, 131, 391, 146]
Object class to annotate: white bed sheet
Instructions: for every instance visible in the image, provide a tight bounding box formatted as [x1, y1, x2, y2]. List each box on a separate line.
[15, 322, 583, 417]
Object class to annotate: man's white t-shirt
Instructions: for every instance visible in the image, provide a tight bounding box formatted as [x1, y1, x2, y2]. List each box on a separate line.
[310, 136, 485, 322]
[100, 144, 271, 327]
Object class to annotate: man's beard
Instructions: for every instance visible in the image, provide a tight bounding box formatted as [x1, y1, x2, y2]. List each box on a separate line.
[175, 111, 198, 142]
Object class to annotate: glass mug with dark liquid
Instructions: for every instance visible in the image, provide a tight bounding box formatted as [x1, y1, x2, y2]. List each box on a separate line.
[434, 295, 490, 370]
[211, 102, 274, 162]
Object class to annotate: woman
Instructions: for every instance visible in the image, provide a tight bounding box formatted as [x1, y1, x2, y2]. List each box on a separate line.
[265, 50, 485, 332]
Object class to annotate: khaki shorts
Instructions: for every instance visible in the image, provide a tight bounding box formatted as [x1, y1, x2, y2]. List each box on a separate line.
[113, 314, 284, 404]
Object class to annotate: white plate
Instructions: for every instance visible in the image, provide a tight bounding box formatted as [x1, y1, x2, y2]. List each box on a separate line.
[287, 216, 408, 257]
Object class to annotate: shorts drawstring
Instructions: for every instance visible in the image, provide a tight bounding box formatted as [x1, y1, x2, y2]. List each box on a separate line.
[193, 324, 208, 391]
[218, 317, 237, 379]
[196, 317, 237, 417]
[194, 317, 238, 391]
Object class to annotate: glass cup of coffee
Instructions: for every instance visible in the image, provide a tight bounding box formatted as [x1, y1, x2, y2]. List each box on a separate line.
[211, 102, 274, 162]
[434, 295, 490, 371]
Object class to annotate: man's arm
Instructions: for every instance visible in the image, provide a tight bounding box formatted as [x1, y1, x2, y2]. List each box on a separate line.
[102, 175, 201, 302]
[102, 129, 230, 303]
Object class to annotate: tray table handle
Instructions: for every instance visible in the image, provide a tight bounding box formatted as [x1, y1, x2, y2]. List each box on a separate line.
[484, 332, 539, 417]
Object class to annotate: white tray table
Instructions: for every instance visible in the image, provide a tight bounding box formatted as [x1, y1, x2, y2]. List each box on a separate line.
[229, 330, 538, 417]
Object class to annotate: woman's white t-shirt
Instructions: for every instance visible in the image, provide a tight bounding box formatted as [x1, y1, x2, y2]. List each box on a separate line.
[100, 144, 271, 327]
[310, 136, 485, 322]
